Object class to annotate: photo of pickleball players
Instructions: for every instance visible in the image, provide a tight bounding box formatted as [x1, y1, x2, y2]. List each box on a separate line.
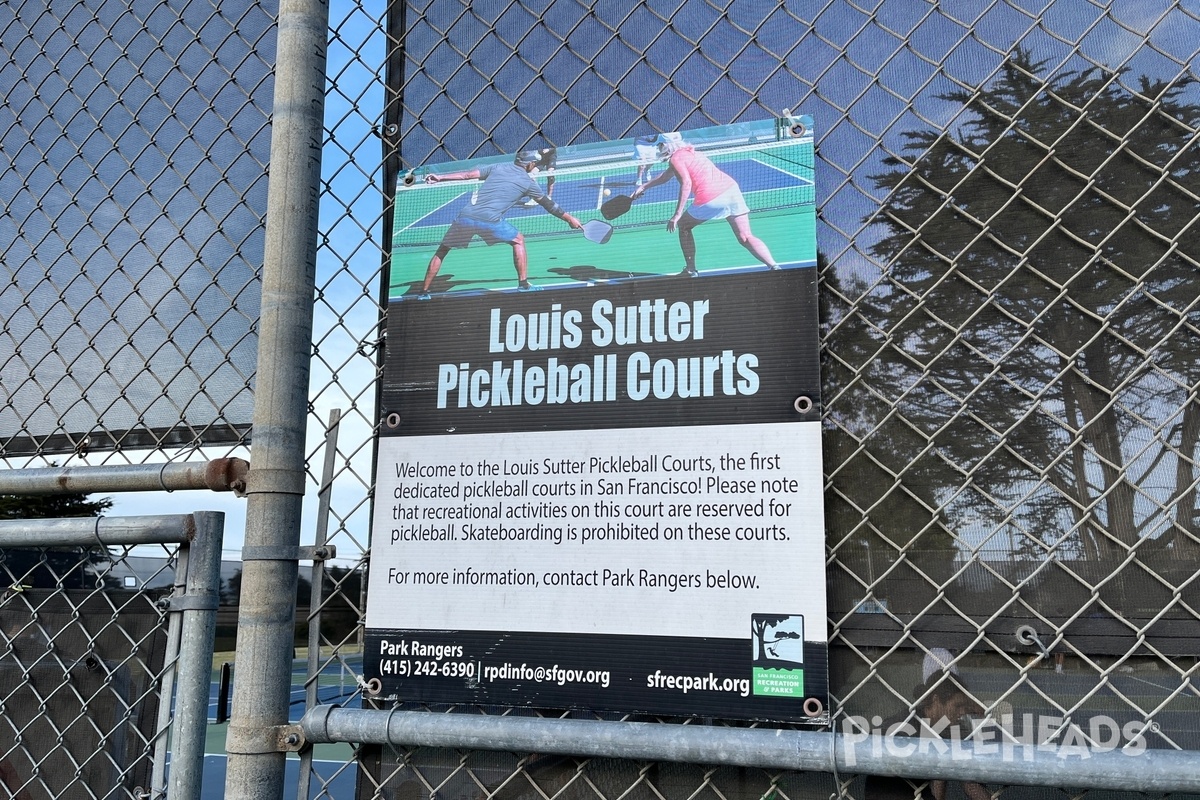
[632, 131, 780, 276]
[417, 149, 582, 298]
[389, 118, 815, 300]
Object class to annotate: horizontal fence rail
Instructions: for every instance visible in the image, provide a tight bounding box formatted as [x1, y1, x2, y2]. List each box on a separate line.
[302, 706, 1200, 793]
[0, 460, 249, 496]
[0, 514, 203, 546]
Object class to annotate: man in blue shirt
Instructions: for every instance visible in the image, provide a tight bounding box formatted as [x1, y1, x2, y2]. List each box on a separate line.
[418, 150, 581, 297]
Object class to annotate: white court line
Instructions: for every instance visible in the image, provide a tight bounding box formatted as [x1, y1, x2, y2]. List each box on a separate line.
[749, 155, 815, 186]
[392, 190, 473, 235]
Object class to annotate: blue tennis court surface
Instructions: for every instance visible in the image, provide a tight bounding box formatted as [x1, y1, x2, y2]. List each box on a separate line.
[206, 654, 365, 724]
[195, 655, 363, 799]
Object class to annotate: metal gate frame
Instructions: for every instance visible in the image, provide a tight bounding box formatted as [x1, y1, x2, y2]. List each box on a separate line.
[0, 512, 223, 800]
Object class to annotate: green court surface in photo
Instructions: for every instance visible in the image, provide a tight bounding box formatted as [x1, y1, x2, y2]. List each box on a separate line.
[388, 138, 816, 300]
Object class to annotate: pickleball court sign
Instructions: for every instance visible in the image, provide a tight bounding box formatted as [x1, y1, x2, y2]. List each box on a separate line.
[365, 117, 828, 723]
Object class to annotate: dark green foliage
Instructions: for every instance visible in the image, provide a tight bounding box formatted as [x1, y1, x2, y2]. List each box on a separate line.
[824, 52, 1200, 624]
[0, 492, 112, 520]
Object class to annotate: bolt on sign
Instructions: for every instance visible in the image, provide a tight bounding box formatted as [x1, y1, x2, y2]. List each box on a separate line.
[365, 118, 828, 723]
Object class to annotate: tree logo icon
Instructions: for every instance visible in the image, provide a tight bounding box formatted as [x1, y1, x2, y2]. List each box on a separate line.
[751, 614, 804, 666]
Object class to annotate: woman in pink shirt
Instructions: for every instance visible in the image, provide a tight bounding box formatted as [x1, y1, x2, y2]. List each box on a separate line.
[632, 132, 779, 277]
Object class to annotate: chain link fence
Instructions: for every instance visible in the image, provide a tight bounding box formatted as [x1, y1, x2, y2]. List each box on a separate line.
[3, 0, 1200, 798]
[0, 580, 165, 800]
[312, 1, 1200, 798]
[0, 513, 221, 800]
[0, 0, 273, 455]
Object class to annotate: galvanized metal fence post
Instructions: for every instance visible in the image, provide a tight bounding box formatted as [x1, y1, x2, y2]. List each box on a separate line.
[297, 409, 341, 800]
[151, 546, 188, 797]
[222, 0, 329, 793]
[168, 511, 225, 800]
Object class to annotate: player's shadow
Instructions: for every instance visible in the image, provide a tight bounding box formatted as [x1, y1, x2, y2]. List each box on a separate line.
[546, 265, 659, 283]
[398, 274, 518, 298]
[399, 265, 665, 298]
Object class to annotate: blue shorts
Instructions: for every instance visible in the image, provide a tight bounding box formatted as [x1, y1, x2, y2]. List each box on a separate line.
[441, 217, 520, 248]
